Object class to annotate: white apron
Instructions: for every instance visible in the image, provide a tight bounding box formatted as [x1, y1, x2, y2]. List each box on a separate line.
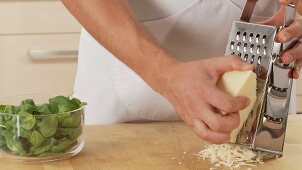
[74, 0, 296, 125]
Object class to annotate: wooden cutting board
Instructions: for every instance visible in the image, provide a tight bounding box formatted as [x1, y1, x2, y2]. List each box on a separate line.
[0, 115, 301, 170]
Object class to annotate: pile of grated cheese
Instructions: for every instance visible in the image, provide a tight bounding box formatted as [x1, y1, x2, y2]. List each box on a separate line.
[196, 144, 263, 169]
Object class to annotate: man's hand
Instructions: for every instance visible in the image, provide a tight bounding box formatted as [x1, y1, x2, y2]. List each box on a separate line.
[265, 1, 302, 79]
[280, 0, 302, 15]
[279, 0, 302, 79]
[158, 56, 253, 144]
[62, 0, 253, 144]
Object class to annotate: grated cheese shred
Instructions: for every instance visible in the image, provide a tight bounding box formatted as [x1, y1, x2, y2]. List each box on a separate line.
[196, 144, 263, 169]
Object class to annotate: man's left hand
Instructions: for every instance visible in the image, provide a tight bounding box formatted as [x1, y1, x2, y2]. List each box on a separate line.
[265, 0, 302, 79]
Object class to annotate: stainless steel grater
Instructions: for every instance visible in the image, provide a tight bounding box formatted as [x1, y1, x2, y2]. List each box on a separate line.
[225, 0, 297, 159]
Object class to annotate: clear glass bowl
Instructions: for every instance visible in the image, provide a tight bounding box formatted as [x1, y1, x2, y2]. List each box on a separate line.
[0, 94, 85, 162]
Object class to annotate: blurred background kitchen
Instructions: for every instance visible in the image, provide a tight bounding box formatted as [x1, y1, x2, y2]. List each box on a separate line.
[0, 0, 301, 114]
[0, 0, 80, 97]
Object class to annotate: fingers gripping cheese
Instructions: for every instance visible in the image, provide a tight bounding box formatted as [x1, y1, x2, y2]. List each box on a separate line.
[217, 70, 257, 143]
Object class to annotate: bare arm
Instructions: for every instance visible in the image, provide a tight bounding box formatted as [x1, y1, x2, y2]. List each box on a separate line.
[62, 0, 253, 144]
[61, 0, 176, 92]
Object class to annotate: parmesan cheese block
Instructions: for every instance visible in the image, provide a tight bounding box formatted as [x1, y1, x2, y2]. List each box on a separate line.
[217, 70, 257, 143]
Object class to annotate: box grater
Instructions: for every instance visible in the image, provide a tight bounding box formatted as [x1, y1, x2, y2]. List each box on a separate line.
[225, 0, 298, 159]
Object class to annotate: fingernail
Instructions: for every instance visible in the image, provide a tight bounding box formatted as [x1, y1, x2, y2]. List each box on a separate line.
[279, 32, 289, 42]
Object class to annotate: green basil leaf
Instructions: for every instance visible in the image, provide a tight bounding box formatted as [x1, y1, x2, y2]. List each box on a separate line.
[57, 126, 83, 141]
[49, 96, 78, 112]
[30, 138, 57, 155]
[50, 138, 74, 153]
[4, 105, 19, 115]
[19, 111, 36, 130]
[79, 102, 87, 108]
[0, 115, 5, 125]
[21, 99, 35, 106]
[0, 105, 6, 113]
[37, 115, 58, 138]
[17, 128, 33, 139]
[0, 136, 6, 148]
[19, 99, 36, 114]
[3, 119, 15, 130]
[57, 112, 71, 126]
[61, 111, 82, 128]
[48, 103, 59, 114]
[37, 152, 58, 157]
[36, 104, 52, 115]
[2, 131, 26, 156]
[36, 103, 59, 115]
[0, 127, 7, 148]
[71, 98, 81, 107]
[30, 130, 45, 147]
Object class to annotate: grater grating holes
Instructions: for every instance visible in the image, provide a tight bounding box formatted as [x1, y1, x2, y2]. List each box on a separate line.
[230, 41, 235, 50]
[227, 30, 271, 71]
[243, 32, 247, 41]
[236, 31, 240, 40]
[250, 55, 255, 64]
[244, 54, 248, 62]
[243, 43, 248, 52]
[256, 45, 261, 54]
[256, 34, 260, 43]
[257, 56, 262, 76]
[263, 46, 267, 55]
[257, 56, 262, 65]
[262, 35, 266, 44]
[249, 33, 254, 42]
[237, 42, 241, 51]
[250, 44, 254, 53]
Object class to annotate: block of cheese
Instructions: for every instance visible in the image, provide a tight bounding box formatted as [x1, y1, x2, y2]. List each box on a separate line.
[217, 70, 257, 143]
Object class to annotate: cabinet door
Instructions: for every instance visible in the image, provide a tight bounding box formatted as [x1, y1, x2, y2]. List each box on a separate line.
[0, 34, 80, 96]
[0, 0, 81, 34]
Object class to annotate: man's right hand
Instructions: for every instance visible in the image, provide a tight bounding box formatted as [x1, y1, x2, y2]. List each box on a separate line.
[158, 55, 253, 144]
[62, 0, 253, 144]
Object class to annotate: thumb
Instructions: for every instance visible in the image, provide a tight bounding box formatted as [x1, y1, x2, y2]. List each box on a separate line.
[280, 0, 302, 15]
[262, 6, 286, 26]
[210, 55, 253, 75]
[298, 1, 302, 15]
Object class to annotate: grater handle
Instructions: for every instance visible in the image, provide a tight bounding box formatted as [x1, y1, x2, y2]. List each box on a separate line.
[264, 4, 296, 124]
[240, 0, 259, 22]
[282, 4, 297, 51]
[284, 3, 295, 27]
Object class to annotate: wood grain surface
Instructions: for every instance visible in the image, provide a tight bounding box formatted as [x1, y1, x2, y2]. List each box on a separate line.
[0, 115, 301, 170]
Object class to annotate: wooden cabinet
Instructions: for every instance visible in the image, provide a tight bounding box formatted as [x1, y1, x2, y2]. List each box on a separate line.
[0, 34, 79, 96]
[0, 0, 81, 34]
[0, 0, 81, 97]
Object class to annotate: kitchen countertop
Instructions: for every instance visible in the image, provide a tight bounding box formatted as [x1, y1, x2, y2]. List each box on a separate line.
[0, 115, 301, 170]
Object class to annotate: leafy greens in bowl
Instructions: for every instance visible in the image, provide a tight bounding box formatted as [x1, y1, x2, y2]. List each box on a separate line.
[0, 95, 86, 162]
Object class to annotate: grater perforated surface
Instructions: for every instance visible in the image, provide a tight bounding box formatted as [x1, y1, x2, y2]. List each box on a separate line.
[225, 21, 278, 79]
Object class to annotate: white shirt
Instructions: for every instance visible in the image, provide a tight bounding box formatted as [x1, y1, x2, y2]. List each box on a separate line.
[74, 0, 295, 125]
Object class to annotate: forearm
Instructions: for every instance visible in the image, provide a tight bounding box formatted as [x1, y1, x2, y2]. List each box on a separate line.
[61, 0, 177, 92]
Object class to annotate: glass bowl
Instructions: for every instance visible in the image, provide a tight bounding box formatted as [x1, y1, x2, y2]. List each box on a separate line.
[0, 94, 85, 162]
